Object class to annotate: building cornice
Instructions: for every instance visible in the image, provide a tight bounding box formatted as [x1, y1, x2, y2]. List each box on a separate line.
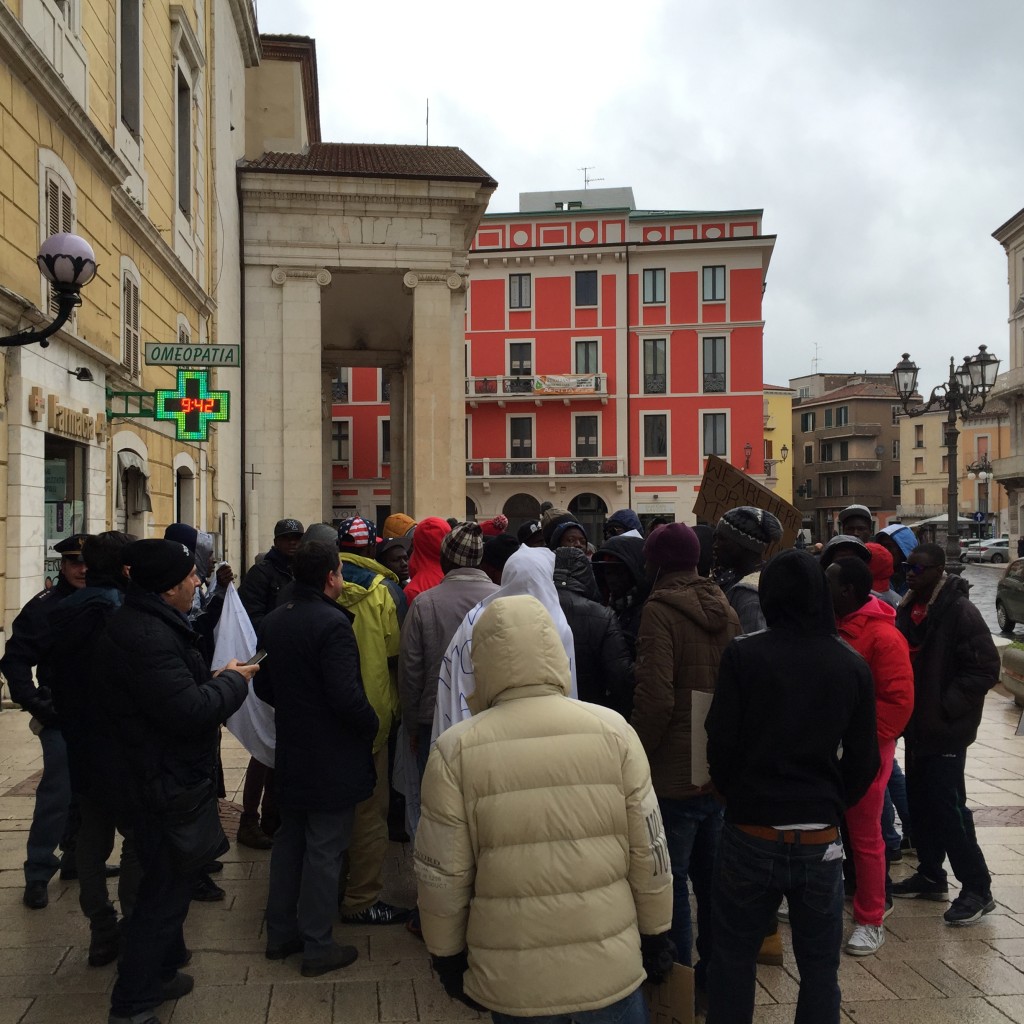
[0, 4, 129, 187]
[226, 0, 261, 67]
[469, 235, 777, 261]
[112, 188, 216, 318]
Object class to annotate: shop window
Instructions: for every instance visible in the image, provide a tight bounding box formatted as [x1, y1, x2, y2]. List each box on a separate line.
[44, 435, 87, 586]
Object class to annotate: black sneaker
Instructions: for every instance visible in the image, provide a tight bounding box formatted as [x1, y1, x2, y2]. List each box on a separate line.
[23, 880, 48, 909]
[886, 846, 903, 865]
[300, 943, 358, 977]
[158, 971, 194, 1003]
[265, 937, 304, 961]
[190, 874, 225, 902]
[88, 914, 120, 967]
[339, 900, 411, 925]
[944, 891, 996, 926]
[891, 872, 948, 901]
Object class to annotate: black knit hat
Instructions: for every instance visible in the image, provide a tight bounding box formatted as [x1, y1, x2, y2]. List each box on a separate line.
[125, 539, 195, 593]
[715, 506, 783, 553]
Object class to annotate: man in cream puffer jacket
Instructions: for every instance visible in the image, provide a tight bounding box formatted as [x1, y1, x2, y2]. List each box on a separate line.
[415, 594, 673, 1020]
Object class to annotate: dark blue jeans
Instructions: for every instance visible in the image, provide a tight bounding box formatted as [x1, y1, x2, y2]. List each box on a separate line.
[708, 823, 844, 1024]
[906, 747, 990, 893]
[659, 793, 722, 983]
[25, 725, 71, 883]
[491, 985, 648, 1024]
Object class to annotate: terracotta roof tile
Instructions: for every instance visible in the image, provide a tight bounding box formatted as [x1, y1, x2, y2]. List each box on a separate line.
[242, 143, 496, 186]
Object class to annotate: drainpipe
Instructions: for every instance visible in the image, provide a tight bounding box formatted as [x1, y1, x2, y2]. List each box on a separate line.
[236, 166, 248, 569]
[625, 241, 633, 511]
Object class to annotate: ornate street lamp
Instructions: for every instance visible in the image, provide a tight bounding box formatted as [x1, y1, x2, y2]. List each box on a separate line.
[3, 233, 98, 348]
[743, 441, 753, 470]
[763, 443, 789, 476]
[892, 345, 1001, 565]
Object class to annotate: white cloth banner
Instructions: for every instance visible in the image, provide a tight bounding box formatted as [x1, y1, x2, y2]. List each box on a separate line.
[218, 584, 277, 766]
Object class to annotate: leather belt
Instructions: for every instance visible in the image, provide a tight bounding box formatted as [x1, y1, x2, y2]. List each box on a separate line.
[736, 823, 839, 845]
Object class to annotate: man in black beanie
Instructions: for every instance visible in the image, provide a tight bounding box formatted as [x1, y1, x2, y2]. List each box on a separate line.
[94, 539, 258, 1024]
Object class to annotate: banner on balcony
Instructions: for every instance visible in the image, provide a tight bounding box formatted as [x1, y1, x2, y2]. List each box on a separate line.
[692, 455, 801, 555]
[533, 374, 598, 395]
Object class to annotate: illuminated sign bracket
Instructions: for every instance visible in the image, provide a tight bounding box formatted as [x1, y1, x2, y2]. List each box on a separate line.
[107, 369, 230, 442]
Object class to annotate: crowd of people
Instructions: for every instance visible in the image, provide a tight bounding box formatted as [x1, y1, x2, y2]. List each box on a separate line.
[0, 498, 1001, 1024]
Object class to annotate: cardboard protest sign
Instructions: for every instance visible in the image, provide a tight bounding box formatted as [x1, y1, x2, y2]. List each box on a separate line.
[645, 962, 695, 1024]
[692, 455, 801, 554]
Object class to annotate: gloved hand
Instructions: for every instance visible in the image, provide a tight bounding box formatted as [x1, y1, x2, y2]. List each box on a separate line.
[24, 687, 59, 728]
[640, 932, 676, 985]
[431, 951, 488, 1011]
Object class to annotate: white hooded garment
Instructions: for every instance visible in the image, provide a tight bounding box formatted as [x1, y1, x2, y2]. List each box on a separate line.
[431, 545, 577, 742]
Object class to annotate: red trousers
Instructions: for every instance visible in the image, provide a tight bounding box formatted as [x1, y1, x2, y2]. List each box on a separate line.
[845, 738, 895, 926]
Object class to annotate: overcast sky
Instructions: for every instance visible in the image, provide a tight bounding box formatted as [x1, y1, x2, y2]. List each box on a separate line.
[254, 0, 1022, 392]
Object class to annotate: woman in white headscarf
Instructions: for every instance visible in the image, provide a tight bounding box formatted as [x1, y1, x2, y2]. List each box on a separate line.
[432, 545, 577, 742]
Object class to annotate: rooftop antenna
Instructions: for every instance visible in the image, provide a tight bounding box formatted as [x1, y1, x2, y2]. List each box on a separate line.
[811, 342, 821, 374]
[579, 166, 604, 189]
[425, 98, 429, 145]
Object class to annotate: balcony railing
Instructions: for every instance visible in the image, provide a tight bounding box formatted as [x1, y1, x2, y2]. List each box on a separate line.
[466, 457, 625, 478]
[466, 374, 608, 400]
[811, 422, 881, 441]
[643, 374, 666, 394]
[331, 380, 349, 402]
[702, 372, 726, 394]
[814, 459, 883, 473]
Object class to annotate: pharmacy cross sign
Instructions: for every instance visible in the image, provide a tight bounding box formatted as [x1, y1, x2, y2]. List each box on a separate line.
[153, 369, 229, 441]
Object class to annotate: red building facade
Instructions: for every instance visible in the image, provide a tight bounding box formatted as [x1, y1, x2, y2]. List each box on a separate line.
[331, 188, 775, 537]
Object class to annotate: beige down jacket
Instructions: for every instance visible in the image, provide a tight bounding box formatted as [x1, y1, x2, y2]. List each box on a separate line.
[414, 594, 672, 1017]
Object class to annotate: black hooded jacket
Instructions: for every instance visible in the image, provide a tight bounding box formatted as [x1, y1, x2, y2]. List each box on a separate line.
[706, 550, 879, 826]
[895, 573, 999, 755]
[553, 547, 634, 716]
[591, 535, 650, 657]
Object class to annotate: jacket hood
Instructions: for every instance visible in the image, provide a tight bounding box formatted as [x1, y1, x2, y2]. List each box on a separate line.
[409, 517, 450, 571]
[339, 552, 398, 605]
[607, 509, 643, 534]
[760, 549, 837, 636]
[553, 546, 601, 601]
[469, 595, 570, 712]
[878, 524, 919, 558]
[839, 593, 897, 633]
[591, 535, 646, 587]
[648, 571, 734, 633]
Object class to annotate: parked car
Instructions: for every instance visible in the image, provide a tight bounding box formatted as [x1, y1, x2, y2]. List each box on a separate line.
[996, 558, 1024, 632]
[964, 538, 1010, 564]
[959, 539, 983, 562]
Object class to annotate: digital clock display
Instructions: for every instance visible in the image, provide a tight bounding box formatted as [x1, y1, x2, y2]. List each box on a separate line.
[154, 370, 230, 441]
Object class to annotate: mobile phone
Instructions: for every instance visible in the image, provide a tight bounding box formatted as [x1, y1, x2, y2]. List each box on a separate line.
[244, 649, 268, 666]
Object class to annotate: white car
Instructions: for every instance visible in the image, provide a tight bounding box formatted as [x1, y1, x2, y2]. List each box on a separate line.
[963, 538, 1010, 564]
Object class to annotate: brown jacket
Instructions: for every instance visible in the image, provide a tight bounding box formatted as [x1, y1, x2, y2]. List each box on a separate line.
[631, 570, 740, 799]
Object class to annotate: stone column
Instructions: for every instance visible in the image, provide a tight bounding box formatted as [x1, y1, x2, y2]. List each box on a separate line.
[389, 365, 406, 514]
[260, 266, 330, 529]
[404, 271, 466, 519]
[321, 368, 334, 522]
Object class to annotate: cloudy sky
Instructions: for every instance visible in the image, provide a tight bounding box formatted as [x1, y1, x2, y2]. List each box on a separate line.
[254, 0, 1022, 391]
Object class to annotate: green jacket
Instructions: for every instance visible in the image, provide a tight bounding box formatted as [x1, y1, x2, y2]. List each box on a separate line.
[337, 553, 401, 753]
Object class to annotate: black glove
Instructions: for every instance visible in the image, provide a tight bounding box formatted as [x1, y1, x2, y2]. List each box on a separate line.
[431, 951, 488, 1011]
[24, 687, 59, 728]
[640, 932, 676, 985]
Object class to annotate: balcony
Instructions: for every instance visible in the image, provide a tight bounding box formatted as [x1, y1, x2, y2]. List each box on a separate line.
[466, 457, 625, 478]
[811, 422, 882, 441]
[466, 374, 608, 406]
[896, 503, 945, 519]
[794, 492, 887, 511]
[815, 459, 883, 473]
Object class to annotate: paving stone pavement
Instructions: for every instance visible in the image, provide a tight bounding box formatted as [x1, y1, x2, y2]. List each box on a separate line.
[4, 684, 1024, 1023]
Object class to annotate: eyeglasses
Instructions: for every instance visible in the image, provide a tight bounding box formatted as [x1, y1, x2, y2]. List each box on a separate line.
[902, 562, 940, 575]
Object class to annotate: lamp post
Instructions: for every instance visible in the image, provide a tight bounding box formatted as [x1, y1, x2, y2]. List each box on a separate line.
[892, 345, 1001, 565]
[966, 453, 994, 531]
[2, 233, 98, 348]
[743, 441, 753, 470]
[763, 443, 789, 476]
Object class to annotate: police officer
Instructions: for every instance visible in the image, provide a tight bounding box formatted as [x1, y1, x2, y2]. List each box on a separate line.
[0, 533, 90, 908]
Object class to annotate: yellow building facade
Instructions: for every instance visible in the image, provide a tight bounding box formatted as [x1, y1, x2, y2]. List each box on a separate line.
[0, 0, 258, 632]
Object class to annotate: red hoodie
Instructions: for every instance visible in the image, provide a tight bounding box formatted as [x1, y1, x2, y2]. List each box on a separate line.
[405, 517, 451, 604]
[836, 595, 914, 743]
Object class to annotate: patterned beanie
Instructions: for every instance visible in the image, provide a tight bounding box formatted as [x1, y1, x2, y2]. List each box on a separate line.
[440, 522, 484, 568]
[715, 506, 783, 553]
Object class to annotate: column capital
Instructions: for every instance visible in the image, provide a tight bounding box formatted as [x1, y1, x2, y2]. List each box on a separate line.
[271, 266, 332, 287]
[402, 270, 465, 292]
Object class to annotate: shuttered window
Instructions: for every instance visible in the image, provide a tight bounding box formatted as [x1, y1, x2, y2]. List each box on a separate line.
[45, 174, 74, 316]
[122, 275, 141, 379]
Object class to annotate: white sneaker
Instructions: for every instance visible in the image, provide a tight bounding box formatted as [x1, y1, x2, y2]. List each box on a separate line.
[845, 923, 885, 956]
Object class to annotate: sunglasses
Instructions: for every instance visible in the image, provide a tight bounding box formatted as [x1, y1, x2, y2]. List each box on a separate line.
[902, 562, 939, 575]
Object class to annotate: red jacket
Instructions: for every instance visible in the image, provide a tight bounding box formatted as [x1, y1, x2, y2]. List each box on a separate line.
[836, 596, 914, 744]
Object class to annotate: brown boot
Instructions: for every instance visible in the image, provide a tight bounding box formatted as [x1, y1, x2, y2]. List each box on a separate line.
[756, 930, 784, 967]
[236, 813, 272, 850]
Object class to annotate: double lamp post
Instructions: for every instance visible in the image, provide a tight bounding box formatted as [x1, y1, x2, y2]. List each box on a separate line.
[892, 344, 1001, 565]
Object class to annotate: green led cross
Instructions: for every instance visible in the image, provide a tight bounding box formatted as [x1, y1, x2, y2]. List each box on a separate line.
[154, 369, 230, 441]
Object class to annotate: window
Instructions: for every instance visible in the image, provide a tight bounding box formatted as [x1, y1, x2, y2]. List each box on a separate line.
[508, 341, 533, 393]
[836, 406, 849, 426]
[575, 415, 598, 458]
[914, 424, 924, 448]
[914, 488, 925, 504]
[841, 475, 849, 496]
[824, 408, 833, 428]
[941, 455, 949, 474]
[839, 441, 849, 460]
[702, 336, 726, 393]
[703, 413, 727, 457]
[575, 339, 598, 375]
[891, 405, 902, 425]
[43, 171, 74, 317]
[509, 273, 531, 309]
[381, 420, 391, 466]
[702, 265, 726, 302]
[820, 442, 833, 462]
[892, 476, 901, 497]
[825, 476, 835, 497]
[120, 0, 142, 136]
[331, 420, 350, 463]
[804, 444, 813, 464]
[799, 386, 810, 399]
[643, 338, 667, 394]
[892, 440, 900, 460]
[510, 416, 534, 471]
[176, 68, 191, 218]
[800, 411, 816, 431]
[331, 369, 350, 402]
[121, 270, 141, 379]
[380, 369, 391, 402]
[914, 457, 924, 474]
[642, 268, 666, 304]
[575, 270, 598, 307]
[643, 414, 667, 458]
[175, 467, 195, 525]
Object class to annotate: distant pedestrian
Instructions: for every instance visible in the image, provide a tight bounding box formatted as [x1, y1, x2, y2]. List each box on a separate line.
[604, 508, 644, 539]
[405, 517, 452, 603]
[712, 506, 783, 633]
